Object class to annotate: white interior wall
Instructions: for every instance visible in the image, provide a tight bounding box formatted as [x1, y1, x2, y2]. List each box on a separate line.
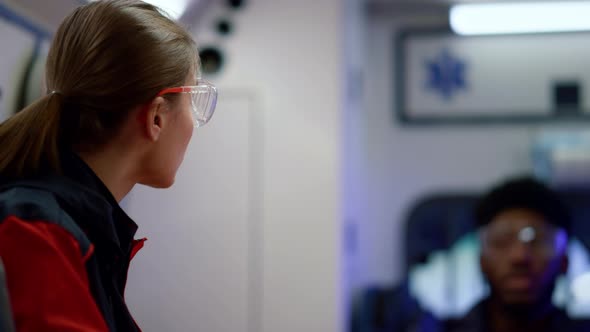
[126, 1, 348, 331]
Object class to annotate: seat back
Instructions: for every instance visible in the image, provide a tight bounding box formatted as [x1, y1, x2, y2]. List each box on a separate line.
[0, 257, 15, 332]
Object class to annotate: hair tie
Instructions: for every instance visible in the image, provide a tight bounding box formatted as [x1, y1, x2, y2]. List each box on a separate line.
[49, 90, 63, 96]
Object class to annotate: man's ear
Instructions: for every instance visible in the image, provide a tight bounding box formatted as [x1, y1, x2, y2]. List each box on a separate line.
[560, 254, 569, 275]
[142, 96, 166, 142]
[480, 253, 489, 278]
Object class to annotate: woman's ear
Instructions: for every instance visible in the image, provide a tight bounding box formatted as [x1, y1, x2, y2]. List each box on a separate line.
[142, 96, 166, 142]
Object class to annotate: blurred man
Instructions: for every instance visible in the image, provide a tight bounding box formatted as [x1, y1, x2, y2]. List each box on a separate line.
[445, 177, 590, 332]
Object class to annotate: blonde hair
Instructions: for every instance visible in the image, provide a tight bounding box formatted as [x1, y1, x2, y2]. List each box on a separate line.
[0, 0, 198, 178]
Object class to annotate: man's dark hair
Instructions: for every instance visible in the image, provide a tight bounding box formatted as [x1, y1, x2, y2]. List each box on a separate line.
[475, 176, 571, 232]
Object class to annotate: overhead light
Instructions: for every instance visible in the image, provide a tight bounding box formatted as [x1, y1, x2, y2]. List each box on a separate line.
[143, 0, 191, 19]
[88, 0, 191, 20]
[450, 1, 590, 35]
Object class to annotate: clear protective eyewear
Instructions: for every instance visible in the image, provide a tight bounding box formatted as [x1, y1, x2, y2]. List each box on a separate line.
[157, 79, 218, 128]
[480, 223, 568, 258]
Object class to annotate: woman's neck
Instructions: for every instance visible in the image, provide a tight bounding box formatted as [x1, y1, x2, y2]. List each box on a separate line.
[76, 148, 137, 202]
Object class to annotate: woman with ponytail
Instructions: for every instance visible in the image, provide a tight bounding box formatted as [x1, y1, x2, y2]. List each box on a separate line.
[0, 1, 217, 331]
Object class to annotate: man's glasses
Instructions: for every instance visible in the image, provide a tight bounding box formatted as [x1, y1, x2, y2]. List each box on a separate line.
[480, 223, 568, 258]
[157, 79, 218, 128]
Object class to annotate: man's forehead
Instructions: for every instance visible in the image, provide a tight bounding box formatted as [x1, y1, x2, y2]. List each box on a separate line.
[491, 208, 549, 227]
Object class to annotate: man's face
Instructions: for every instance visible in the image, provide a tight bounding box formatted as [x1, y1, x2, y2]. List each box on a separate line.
[480, 208, 568, 308]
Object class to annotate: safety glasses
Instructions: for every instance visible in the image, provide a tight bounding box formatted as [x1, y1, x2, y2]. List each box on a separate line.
[157, 79, 218, 128]
[480, 223, 568, 258]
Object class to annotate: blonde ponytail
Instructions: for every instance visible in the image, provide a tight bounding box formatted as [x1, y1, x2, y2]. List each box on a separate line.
[0, 92, 64, 178]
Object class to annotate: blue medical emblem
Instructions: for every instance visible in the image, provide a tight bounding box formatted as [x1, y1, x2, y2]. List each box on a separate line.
[426, 49, 467, 100]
